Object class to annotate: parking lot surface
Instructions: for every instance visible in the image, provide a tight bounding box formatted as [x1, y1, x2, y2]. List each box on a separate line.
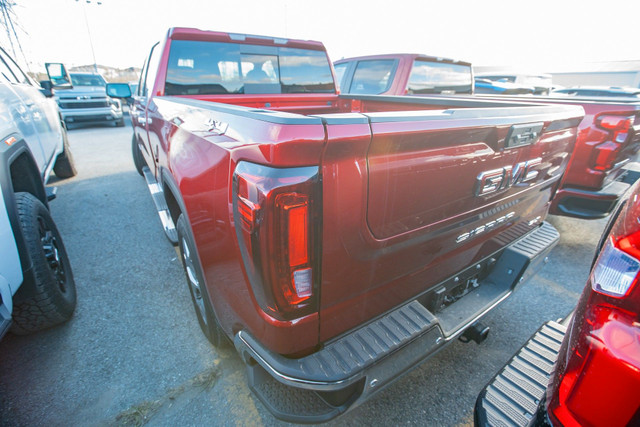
[0, 118, 607, 426]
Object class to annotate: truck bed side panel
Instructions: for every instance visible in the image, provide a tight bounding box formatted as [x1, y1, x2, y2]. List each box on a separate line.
[155, 97, 327, 354]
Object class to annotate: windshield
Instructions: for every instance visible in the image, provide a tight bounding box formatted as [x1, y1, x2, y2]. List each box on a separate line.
[407, 60, 473, 94]
[70, 73, 107, 87]
[165, 40, 335, 95]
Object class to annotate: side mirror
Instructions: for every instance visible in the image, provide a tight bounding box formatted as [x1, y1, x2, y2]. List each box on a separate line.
[106, 83, 132, 99]
[39, 80, 53, 97]
[45, 62, 73, 89]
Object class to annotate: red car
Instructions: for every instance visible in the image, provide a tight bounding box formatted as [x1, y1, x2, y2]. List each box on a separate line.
[475, 180, 640, 426]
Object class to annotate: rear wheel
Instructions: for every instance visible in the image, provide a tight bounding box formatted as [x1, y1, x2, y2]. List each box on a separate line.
[131, 134, 145, 176]
[176, 214, 227, 347]
[10, 192, 76, 334]
[115, 118, 125, 127]
[53, 129, 77, 179]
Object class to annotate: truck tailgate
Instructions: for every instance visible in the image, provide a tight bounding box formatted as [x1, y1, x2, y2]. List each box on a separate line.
[318, 104, 583, 343]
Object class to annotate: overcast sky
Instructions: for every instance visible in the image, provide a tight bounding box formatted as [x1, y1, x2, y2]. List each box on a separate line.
[3, 0, 640, 74]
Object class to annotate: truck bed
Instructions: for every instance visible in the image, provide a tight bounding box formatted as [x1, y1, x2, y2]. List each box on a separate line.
[150, 93, 583, 353]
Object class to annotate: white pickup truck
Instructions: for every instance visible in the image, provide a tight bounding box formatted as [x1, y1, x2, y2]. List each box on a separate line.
[0, 46, 77, 338]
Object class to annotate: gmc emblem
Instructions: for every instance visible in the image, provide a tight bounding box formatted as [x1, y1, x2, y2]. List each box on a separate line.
[474, 158, 542, 196]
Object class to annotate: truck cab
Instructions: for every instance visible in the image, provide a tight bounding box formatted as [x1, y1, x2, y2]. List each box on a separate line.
[334, 53, 473, 95]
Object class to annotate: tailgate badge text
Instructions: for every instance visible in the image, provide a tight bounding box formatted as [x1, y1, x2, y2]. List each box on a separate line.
[474, 158, 542, 197]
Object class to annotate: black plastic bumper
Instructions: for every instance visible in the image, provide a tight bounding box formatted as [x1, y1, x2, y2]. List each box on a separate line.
[234, 221, 560, 423]
[551, 162, 640, 219]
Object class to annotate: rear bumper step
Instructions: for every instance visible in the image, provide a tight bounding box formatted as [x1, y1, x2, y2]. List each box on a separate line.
[234, 221, 560, 423]
[475, 320, 567, 427]
[551, 162, 640, 219]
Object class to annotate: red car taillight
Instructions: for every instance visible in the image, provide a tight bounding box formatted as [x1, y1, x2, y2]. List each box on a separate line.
[590, 114, 634, 172]
[547, 190, 640, 426]
[233, 162, 320, 320]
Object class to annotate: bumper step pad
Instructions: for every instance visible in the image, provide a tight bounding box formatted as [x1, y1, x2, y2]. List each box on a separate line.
[475, 321, 567, 427]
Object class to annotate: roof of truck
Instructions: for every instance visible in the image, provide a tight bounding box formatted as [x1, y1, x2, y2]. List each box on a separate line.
[167, 27, 327, 51]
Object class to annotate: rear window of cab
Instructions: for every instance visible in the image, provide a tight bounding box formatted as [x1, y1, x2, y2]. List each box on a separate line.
[165, 40, 336, 95]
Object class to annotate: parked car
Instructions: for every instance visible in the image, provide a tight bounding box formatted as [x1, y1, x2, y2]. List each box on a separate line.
[551, 86, 640, 99]
[0, 46, 77, 339]
[475, 178, 640, 427]
[475, 72, 553, 95]
[334, 53, 474, 95]
[106, 27, 584, 422]
[47, 68, 124, 128]
[474, 77, 535, 95]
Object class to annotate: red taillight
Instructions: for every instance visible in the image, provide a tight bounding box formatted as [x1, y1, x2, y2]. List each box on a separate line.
[597, 115, 633, 132]
[590, 114, 634, 171]
[618, 230, 640, 260]
[275, 192, 313, 306]
[233, 162, 320, 319]
[548, 184, 640, 426]
[591, 141, 619, 171]
[278, 193, 309, 267]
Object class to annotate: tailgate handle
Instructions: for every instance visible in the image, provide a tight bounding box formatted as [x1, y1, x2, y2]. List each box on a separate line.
[505, 123, 544, 148]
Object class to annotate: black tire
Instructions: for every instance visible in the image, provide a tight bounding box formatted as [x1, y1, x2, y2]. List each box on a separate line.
[53, 129, 77, 179]
[115, 118, 125, 127]
[131, 134, 145, 176]
[176, 214, 227, 347]
[10, 192, 76, 334]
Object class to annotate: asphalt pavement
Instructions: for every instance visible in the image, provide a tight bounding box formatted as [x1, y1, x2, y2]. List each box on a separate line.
[0, 118, 608, 426]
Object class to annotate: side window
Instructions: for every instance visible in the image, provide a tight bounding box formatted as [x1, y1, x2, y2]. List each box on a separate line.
[348, 60, 396, 95]
[141, 42, 160, 97]
[333, 63, 348, 92]
[407, 60, 473, 94]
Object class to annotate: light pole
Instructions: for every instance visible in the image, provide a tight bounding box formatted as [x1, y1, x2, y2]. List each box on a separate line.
[76, 0, 102, 73]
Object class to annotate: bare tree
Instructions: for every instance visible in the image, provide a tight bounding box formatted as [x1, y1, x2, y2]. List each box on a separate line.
[0, 1, 29, 69]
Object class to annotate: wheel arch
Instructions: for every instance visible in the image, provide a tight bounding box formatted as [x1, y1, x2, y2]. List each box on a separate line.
[159, 166, 228, 341]
[160, 167, 187, 229]
[5, 139, 48, 208]
[0, 137, 50, 302]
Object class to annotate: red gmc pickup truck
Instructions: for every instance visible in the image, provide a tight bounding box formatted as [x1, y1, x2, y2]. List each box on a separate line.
[337, 53, 640, 220]
[106, 28, 584, 422]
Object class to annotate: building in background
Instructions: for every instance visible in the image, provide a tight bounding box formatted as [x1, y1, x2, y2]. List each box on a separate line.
[549, 61, 640, 88]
